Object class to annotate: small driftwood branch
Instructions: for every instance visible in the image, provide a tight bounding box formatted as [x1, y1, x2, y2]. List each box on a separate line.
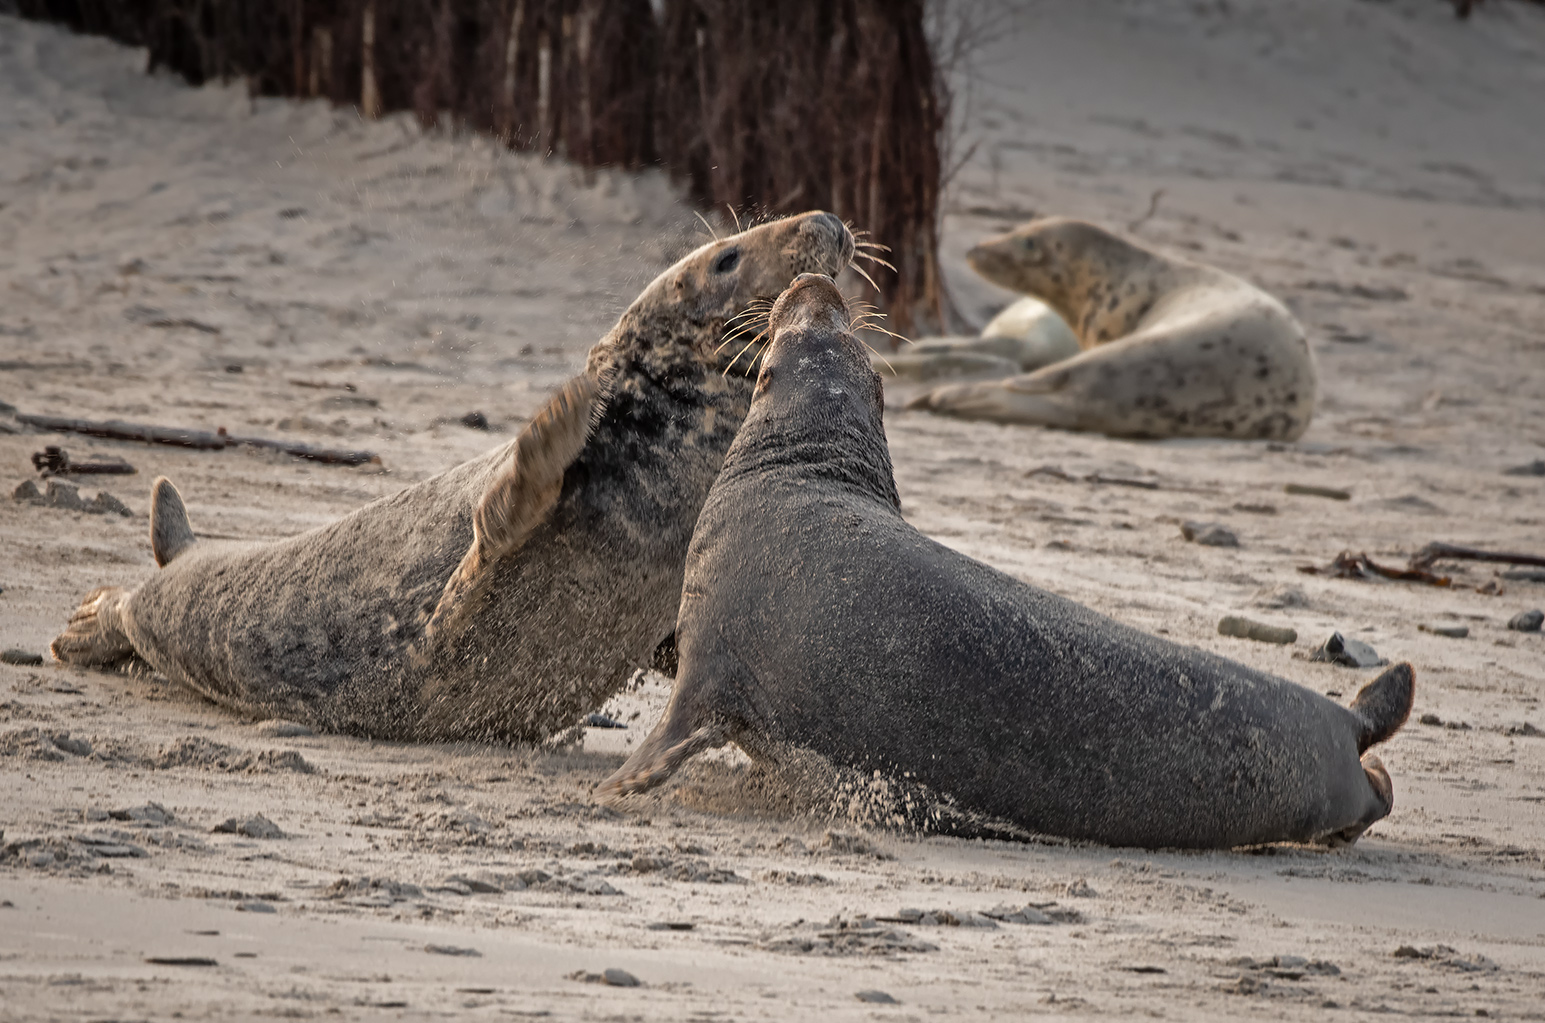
[1409, 542, 1545, 571]
[31, 445, 137, 477]
[17, 414, 379, 467]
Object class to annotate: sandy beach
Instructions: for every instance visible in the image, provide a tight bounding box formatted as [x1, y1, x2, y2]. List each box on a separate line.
[2, 1, 1544, 1018]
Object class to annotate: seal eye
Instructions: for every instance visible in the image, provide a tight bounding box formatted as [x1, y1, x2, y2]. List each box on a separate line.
[712, 248, 740, 274]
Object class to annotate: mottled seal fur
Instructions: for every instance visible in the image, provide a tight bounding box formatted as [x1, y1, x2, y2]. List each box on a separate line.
[51, 212, 854, 743]
[911, 217, 1316, 440]
[601, 273, 1411, 850]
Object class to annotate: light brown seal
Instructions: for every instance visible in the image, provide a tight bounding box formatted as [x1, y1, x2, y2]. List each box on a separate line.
[602, 273, 1410, 850]
[911, 217, 1316, 440]
[50, 212, 854, 743]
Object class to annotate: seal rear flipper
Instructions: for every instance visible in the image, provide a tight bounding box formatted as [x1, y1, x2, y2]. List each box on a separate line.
[422, 374, 601, 642]
[1349, 662, 1416, 753]
[50, 586, 136, 667]
[150, 477, 197, 567]
[1315, 753, 1395, 848]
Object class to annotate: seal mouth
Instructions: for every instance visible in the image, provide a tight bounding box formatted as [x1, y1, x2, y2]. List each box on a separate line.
[715, 212, 857, 376]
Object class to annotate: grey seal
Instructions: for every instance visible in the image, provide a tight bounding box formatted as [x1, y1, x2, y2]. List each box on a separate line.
[50, 212, 854, 743]
[601, 273, 1411, 849]
[911, 217, 1316, 440]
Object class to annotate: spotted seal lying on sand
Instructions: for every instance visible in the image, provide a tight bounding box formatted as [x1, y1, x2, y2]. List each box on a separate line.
[50, 212, 854, 743]
[911, 217, 1316, 440]
[601, 273, 1411, 849]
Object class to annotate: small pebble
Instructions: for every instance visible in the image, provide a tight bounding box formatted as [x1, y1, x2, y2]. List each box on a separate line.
[1, 649, 44, 666]
[1501, 459, 1545, 477]
[601, 968, 640, 987]
[1419, 624, 1469, 639]
[425, 944, 481, 957]
[1283, 482, 1350, 500]
[856, 990, 898, 1004]
[252, 720, 314, 738]
[236, 900, 276, 913]
[1501, 568, 1545, 583]
[1219, 616, 1297, 645]
[1182, 521, 1239, 547]
[583, 712, 627, 729]
[1506, 609, 1543, 633]
[460, 411, 489, 430]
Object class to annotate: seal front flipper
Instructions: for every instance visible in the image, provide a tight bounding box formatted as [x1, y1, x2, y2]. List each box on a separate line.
[598, 715, 730, 801]
[50, 586, 135, 667]
[597, 643, 754, 800]
[150, 476, 197, 566]
[422, 373, 601, 642]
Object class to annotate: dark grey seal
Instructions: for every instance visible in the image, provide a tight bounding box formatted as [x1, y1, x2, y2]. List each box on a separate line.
[50, 212, 854, 744]
[601, 273, 1414, 849]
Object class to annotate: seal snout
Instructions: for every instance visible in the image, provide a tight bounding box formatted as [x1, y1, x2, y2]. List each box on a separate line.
[767, 273, 850, 336]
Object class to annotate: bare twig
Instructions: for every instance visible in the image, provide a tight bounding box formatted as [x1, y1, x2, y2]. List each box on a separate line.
[17, 414, 380, 467]
[1409, 542, 1545, 571]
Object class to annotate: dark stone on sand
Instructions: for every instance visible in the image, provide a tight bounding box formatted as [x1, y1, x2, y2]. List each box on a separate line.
[425, 944, 482, 957]
[145, 956, 218, 967]
[1309, 632, 1387, 668]
[110, 803, 174, 825]
[646, 921, 696, 931]
[212, 814, 284, 839]
[1419, 624, 1469, 639]
[1, 649, 44, 666]
[1182, 521, 1239, 547]
[236, 900, 276, 913]
[602, 968, 641, 987]
[460, 411, 489, 430]
[856, 990, 898, 1004]
[1502, 459, 1545, 477]
[1218, 616, 1296, 645]
[1283, 483, 1351, 501]
[1502, 568, 1545, 583]
[583, 712, 627, 728]
[1507, 609, 1543, 633]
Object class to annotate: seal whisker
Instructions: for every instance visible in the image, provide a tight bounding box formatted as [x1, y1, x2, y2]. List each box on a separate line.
[691, 209, 719, 241]
[721, 329, 769, 376]
[854, 250, 899, 274]
[725, 204, 742, 232]
[850, 262, 883, 293]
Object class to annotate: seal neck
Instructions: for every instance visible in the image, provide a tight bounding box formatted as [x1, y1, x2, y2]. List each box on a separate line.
[716, 393, 901, 511]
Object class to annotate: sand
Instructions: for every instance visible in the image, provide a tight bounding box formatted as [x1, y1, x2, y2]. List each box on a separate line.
[2, 1, 1544, 1018]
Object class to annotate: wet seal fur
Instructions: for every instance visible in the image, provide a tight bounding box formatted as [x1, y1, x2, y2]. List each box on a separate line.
[911, 217, 1316, 440]
[51, 212, 854, 743]
[602, 273, 1411, 849]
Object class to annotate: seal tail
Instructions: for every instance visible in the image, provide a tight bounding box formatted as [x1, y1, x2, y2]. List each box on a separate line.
[421, 374, 601, 644]
[150, 476, 197, 567]
[1349, 662, 1416, 753]
[50, 586, 135, 667]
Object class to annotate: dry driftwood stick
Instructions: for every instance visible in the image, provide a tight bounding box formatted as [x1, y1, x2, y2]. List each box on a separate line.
[17, 414, 379, 467]
[18, 414, 229, 449]
[226, 434, 380, 467]
[1409, 542, 1545, 571]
